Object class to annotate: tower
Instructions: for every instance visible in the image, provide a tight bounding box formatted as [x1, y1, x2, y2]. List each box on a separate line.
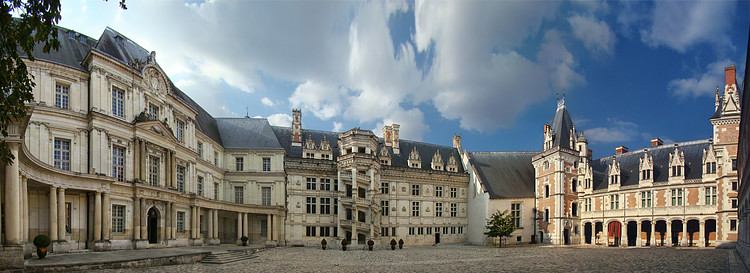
[532, 98, 583, 244]
[292, 109, 302, 146]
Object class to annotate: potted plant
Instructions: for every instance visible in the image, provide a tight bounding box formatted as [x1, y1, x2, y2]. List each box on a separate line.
[341, 239, 349, 251]
[367, 239, 374, 251]
[390, 239, 397, 250]
[33, 234, 51, 259]
[321, 239, 327, 250]
[241, 236, 248, 246]
[398, 239, 404, 249]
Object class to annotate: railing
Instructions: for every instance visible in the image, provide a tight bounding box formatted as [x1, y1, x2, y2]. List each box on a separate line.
[581, 205, 717, 220]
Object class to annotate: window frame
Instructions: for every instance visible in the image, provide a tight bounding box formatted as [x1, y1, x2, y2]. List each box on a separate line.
[54, 138, 71, 171]
[111, 87, 125, 118]
[112, 146, 125, 182]
[55, 83, 70, 110]
[262, 157, 271, 172]
[234, 186, 244, 204]
[112, 204, 125, 233]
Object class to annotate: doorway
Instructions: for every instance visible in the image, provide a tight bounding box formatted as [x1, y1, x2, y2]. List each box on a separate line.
[563, 229, 570, 245]
[147, 207, 159, 244]
[435, 233, 440, 244]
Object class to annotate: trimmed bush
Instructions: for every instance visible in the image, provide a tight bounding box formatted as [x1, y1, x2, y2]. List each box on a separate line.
[33, 234, 51, 247]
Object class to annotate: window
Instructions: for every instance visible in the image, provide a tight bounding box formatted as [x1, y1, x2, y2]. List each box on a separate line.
[443, 227, 448, 234]
[65, 202, 71, 233]
[262, 157, 271, 171]
[381, 227, 389, 236]
[450, 187, 457, 198]
[671, 189, 683, 206]
[731, 219, 738, 231]
[112, 146, 125, 182]
[450, 203, 457, 217]
[610, 194, 619, 210]
[148, 104, 159, 120]
[319, 226, 330, 237]
[235, 157, 244, 171]
[214, 182, 219, 200]
[306, 178, 317, 190]
[412, 201, 420, 217]
[435, 202, 443, 217]
[111, 87, 124, 118]
[585, 198, 592, 212]
[641, 191, 652, 208]
[234, 186, 244, 204]
[392, 227, 396, 236]
[176, 211, 185, 233]
[517, 236, 522, 242]
[176, 166, 185, 192]
[427, 227, 433, 234]
[571, 203, 578, 216]
[418, 227, 424, 235]
[54, 139, 71, 170]
[732, 181, 738, 192]
[214, 152, 218, 166]
[334, 198, 338, 214]
[544, 161, 550, 170]
[112, 205, 125, 233]
[435, 186, 443, 197]
[642, 169, 652, 180]
[200, 215, 205, 233]
[176, 119, 185, 143]
[544, 185, 550, 198]
[320, 198, 331, 214]
[733, 159, 738, 171]
[321, 178, 331, 191]
[197, 142, 203, 159]
[149, 156, 159, 186]
[197, 176, 204, 196]
[55, 84, 69, 109]
[412, 184, 420, 196]
[306, 226, 317, 237]
[409, 227, 415, 235]
[511, 203, 521, 228]
[306, 197, 317, 214]
[381, 182, 389, 194]
[705, 186, 717, 205]
[544, 208, 549, 222]
[262, 187, 271, 206]
[732, 199, 738, 209]
[451, 227, 456, 234]
[706, 162, 716, 174]
[381, 200, 389, 216]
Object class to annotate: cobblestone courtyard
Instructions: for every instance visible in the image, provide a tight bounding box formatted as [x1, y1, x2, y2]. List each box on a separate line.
[85, 245, 744, 273]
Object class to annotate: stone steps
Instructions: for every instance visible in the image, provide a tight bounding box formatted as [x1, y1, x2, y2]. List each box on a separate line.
[201, 251, 257, 264]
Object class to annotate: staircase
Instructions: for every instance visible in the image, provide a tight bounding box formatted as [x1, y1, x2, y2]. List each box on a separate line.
[201, 251, 258, 264]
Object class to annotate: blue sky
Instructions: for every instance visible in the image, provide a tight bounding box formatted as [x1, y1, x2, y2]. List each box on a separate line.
[56, 0, 749, 159]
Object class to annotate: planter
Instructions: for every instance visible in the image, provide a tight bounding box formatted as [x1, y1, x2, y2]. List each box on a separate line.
[241, 236, 248, 246]
[242, 241, 247, 246]
[398, 239, 404, 249]
[36, 247, 47, 259]
[322, 239, 327, 250]
[33, 235, 51, 260]
[390, 239, 397, 250]
[367, 239, 374, 251]
[342, 245, 347, 251]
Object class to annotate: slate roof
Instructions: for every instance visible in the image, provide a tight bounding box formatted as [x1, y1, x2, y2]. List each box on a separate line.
[590, 139, 710, 191]
[20, 26, 97, 72]
[216, 118, 282, 150]
[94, 27, 150, 67]
[468, 152, 536, 199]
[550, 104, 574, 149]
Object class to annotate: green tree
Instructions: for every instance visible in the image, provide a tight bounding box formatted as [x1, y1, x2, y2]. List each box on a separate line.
[485, 209, 516, 247]
[0, 0, 124, 166]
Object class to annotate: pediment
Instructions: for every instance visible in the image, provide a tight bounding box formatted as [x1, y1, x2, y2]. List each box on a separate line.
[135, 120, 178, 142]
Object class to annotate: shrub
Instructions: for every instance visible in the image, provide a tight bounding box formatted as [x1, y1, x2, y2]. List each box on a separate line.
[33, 235, 51, 248]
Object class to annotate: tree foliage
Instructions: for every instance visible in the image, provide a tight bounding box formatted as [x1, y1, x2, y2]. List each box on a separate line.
[485, 209, 516, 247]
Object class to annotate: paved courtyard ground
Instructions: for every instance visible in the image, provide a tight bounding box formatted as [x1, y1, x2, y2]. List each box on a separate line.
[84, 245, 746, 273]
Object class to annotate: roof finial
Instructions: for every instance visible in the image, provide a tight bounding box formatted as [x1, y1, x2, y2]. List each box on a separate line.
[244, 106, 249, 118]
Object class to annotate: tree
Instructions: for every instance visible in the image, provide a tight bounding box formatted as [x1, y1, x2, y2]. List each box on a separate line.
[485, 209, 516, 247]
[0, 0, 124, 166]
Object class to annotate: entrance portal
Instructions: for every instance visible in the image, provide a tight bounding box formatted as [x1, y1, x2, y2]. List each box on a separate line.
[584, 223, 592, 244]
[147, 207, 159, 244]
[435, 233, 440, 244]
[563, 229, 570, 245]
[608, 221, 621, 247]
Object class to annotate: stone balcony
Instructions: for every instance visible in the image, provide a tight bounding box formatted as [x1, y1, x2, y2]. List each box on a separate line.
[580, 205, 717, 220]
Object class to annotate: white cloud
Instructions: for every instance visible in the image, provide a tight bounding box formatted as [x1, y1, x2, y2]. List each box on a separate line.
[668, 59, 733, 97]
[568, 15, 616, 55]
[266, 113, 292, 127]
[261, 97, 274, 107]
[289, 81, 347, 121]
[332, 122, 343, 132]
[584, 118, 643, 143]
[640, 1, 736, 52]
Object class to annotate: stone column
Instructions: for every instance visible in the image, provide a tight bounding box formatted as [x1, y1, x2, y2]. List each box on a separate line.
[699, 220, 705, 247]
[171, 202, 176, 239]
[165, 202, 172, 239]
[351, 168, 357, 247]
[207, 209, 214, 239]
[237, 211, 242, 242]
[103, 193, 111, 240]
[266, 214, 272, 241]
[213, 209, 219, 239]
[620, 222, 626, 247]
[637, 221, 642, 247]
[140, 198, 147, 239]
[171, 151, 176, 188]
[666, 221, 671, 247]
[134, 139, 140, 181]
[191, 206, 197, 239]
[274, 214, 281, 241]
[22, 176, 28, 242]
[134, 197, 141, 240]
[94, 191, 102, 241]
[140, 140, 146, 181]
[58, 188, 66, 239]
[3, 143, 21, 244]
[650, 221, 656, 246]
[682, 220, 688, 247]
[49, 187, 58, 241]
[242, 213, 248, 238]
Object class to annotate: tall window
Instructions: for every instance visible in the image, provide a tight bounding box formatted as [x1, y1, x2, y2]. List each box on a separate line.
[642, 169, 651, 180]
[731, 219, 738, 231]
[411, 184, 420, 196]
[111, 87, 124, 118]
[176, 211, 185, 233]
[320, 197, 331, 214]
[197, 176, 204, 196]
[585, 198, 592, 212]
[380, 182, 389, 194]
[381, 200, 389, 216]
[65, 202, 71, 233]
[733, 159, 738, 171]
[112, 146, 124, 182]
[450, 203, 457, 217]
[641, 191, 652, 208]
[732, 199, 738, 208]
[176, 119, 185, 143]
[320, 178, 331, 191]
[55, 84, 69, 109]
[148, 104, 159, 120]
[235, 157, 244, 171]
[334, 198, 338, 214]
[214, 182, 219, 199]
[234, 186, 244, 204]
[544, 208, 549, 222]
[450, 187, 457, 198]
[435, 202, 443, 217]
[705, 186, 717, 205]
[544, 185, 550, 198]
[706, 162, 717, 174]
[412, 201, 420, 217]
[149, 156, 159, 186]
[672, 166, 682, 176]
[306, 226, 317, 237]
[306, 197, 317, 214]
[306, 178, 317, 190]
[610, 194, 619, 210]
[176, 166, 185, 192]
[112, 205, 125, 233]
[671, 189, 683, 206]
[197, 142, 203, 159]
[511, 203, 521, 228]
[435, 186, 443, 197]
[54, 139, 71, 170]
[262, 157, 271, 171]
[262, 187, 271, 206]
[214, 152, 218, 166]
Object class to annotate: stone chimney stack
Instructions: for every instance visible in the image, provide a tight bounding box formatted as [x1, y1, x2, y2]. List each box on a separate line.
[615, 146, 628, 155]
[292, 109, 302, 146]
[452, 133, 462, 151]
[383, 125, 393, 147]
[391, 124, 400, 155]
[651, 138, 663, 147]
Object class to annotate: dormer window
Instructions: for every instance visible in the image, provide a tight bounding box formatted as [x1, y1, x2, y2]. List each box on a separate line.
[408, 146, 421, 168]
[608, 161, 621, 186]
[703, 144, 718, 174]
[431, 150, 444, 171]
[669, 145, 685, 178]
[639, 154, 653, 182]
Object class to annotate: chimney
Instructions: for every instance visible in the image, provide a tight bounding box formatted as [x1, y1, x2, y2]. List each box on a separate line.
[391, 124, 400, 155]
[726, 65, 736, 87]
[383, 125, 392, 147]
[452, 133, 462, 151]
[615, 146, 628, 155]
[291, 109, 302, 146]
[651, 138, 663, 147]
